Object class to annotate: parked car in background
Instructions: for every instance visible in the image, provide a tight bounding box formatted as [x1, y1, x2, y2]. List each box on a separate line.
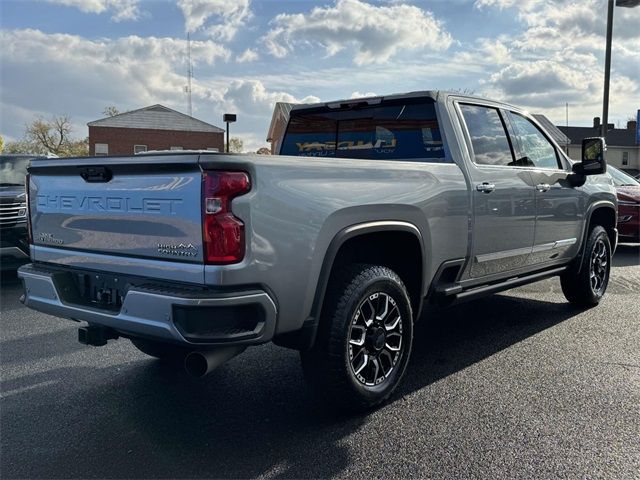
[608, 166, 640, 242]
[0, 154, 46, 271]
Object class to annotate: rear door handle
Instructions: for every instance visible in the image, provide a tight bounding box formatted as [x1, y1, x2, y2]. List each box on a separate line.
[476, 182, 495, 193]
[536, 183, 551, 192]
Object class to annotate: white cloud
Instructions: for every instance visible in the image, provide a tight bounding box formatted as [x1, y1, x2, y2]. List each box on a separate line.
[0, 29, 230, 138]
[454, 37, 512, 66]
[0, 29, 320, 153]
[177, 0, 251, 41]
[472, 0, 640, 126]
[220, 80, 320, 117]
[350, 91, 377, 99]
[263, 0, 452, 65]
[236, 48, 259, 63]
[45, 0, 142, 21]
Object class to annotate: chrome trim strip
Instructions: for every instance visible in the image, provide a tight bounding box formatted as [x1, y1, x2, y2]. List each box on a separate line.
[531, 242, 555, 253]
[475, 246, 531, 263]
[553, 238, 577, 248]
[477, 237, 577, 263]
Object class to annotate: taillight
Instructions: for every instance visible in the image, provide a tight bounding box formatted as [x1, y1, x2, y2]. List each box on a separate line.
[202, 171, 250, 264]
[25, 173, 33, 244]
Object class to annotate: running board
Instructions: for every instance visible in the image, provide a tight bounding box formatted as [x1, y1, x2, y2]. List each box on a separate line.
[435, 266, 567, 305]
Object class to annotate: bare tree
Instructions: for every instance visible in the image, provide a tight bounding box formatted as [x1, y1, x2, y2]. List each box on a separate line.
[25, 115, 73, 155]
[15, 115, 88, 157]
[103, 106, 120, 117]
[229, 137, 244, 153]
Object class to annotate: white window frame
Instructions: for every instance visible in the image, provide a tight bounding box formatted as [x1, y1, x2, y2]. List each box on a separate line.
[95, 143, 108, 156]
[134, 145, 147, 154]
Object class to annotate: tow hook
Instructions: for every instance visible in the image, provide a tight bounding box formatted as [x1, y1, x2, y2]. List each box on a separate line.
[78, 326, 119, 347]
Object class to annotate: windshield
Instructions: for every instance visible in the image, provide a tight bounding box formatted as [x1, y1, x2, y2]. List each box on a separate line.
[280, 99, 449, 162]
[609, 166, 640, 187]
[0, 156, 33, 186]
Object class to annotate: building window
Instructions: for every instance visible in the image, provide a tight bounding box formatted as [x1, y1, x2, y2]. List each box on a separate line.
[134, 145, 147, 154]
[622, 151, 629, 165]
[170, 146, 183, 151]
[95, 143, 108, 156]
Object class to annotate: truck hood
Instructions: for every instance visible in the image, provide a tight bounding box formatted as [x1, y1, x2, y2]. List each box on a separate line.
[616, 186, 640, 204]
[0, 185, 27, 201]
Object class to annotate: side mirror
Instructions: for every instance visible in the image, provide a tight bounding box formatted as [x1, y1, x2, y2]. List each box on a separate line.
[580, 137, 607, 175]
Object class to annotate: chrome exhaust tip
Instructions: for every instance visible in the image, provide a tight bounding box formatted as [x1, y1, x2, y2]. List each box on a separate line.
[184, 346, 246, 378]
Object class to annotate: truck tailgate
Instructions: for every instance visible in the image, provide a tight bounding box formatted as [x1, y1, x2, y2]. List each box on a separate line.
[29, 155, 204, 264]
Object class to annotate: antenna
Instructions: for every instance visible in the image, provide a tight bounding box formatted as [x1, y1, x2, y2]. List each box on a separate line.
[185, 32, 193, 117]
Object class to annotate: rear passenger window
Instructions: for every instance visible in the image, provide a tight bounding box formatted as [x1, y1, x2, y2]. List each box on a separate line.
[281, 101, 447, 162]
[509, 112, 561, 169]
[459, 104, 513, 166]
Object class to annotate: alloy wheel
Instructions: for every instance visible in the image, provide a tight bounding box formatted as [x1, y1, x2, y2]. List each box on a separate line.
[590, 238, 608, 294]
[348, 292, 404, 387]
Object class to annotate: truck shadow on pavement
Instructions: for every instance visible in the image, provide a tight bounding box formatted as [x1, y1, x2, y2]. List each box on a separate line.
[612, 243, 640, 267]
[1, 290, 586, 479]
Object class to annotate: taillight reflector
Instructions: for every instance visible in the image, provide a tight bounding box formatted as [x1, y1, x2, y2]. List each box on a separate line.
[202, 171, 250, 264]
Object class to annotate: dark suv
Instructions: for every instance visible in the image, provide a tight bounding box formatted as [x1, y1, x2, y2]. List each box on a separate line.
[0, 154, 44, 270]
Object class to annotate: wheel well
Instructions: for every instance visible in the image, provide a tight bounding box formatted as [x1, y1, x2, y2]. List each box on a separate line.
[326, 231, 423, 316]
[588, 206, 616, 248]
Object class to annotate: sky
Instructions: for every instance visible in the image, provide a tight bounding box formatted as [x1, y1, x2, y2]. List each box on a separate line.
[1, 0, 639, 152]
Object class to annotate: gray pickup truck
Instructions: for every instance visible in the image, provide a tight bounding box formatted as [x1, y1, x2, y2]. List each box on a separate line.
[19, 91, 616, 410]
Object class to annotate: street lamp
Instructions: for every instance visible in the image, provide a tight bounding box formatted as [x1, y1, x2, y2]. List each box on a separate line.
[601, 0, 640, 138]
[223, 113, 237, 153]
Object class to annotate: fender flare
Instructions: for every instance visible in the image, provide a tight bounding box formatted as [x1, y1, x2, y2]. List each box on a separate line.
[273, 220, 426, 351]
[576, 200, 617, 273]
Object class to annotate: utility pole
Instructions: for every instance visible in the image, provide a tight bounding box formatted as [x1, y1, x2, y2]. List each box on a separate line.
[223, 114, 237, 153]
[602, 0, 640, 138]
[602, 0, 614, 138]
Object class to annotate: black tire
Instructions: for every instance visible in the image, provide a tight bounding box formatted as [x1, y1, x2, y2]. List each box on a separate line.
[130, 338, 187, 361]
[560, 225, 611, 307]
[300, 264, 414, 411]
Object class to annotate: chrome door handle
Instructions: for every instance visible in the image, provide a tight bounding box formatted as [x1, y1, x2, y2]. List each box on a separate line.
[476, 182, 495, 193]
[536, 183, 551, 192]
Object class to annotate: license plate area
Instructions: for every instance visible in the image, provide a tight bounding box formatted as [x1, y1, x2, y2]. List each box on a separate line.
[54, 270, 131, 312]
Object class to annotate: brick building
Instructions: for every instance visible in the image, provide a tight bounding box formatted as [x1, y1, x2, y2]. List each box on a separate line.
[88, 104, 224, 156]
[266, 102, 295, 154]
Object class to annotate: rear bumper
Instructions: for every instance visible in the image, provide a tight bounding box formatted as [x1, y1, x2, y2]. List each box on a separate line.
[18, 263, 278, 347]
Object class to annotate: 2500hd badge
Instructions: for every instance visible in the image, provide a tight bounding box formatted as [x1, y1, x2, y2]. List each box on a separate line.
[157, 242, 198, 257]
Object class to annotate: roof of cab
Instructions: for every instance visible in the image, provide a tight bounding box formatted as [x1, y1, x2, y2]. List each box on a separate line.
[289, 90, 520, 113]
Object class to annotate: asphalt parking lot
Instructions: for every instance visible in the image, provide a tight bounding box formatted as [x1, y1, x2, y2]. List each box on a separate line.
[1, 246, 639, 479]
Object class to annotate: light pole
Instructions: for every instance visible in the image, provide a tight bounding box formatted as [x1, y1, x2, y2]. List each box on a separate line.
[223, 113, 237, 153]
[602, 0, 640, 138]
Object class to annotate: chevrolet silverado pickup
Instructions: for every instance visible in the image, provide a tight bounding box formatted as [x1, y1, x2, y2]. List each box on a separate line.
[19, 92, 617, 410]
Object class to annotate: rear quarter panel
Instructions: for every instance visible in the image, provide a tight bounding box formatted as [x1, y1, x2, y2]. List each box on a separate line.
[203, 153, 469, 335]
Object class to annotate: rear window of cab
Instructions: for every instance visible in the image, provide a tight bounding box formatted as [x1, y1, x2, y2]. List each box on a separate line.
[280, 100, 449, 162]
